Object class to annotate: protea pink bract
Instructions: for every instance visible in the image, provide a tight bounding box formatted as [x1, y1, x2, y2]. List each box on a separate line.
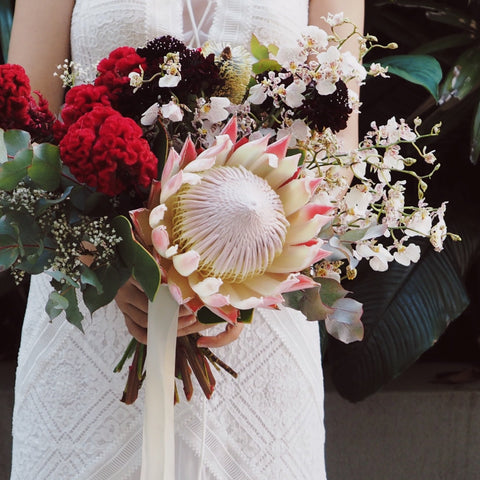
[131, 118, 332, 323]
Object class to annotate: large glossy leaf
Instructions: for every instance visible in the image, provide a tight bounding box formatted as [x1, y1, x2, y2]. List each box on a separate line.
[470, 98, 480, 164]
[326, 218, 480, 402]
[439, 47, 480, 104]
[373, 54, 442, 100]
[0, 0, 13, 64]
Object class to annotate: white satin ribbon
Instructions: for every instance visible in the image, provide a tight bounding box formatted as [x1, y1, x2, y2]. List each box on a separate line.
[140, 285, 179, 480]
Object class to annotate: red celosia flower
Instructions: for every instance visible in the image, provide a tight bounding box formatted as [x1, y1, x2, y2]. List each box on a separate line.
[59, 106, 158, 196]
[0, 64, 56, 141]
[95, 46, 147, 104]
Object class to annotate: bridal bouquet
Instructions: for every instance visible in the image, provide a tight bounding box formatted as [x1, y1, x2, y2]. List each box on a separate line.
[0, 14, 453, 405]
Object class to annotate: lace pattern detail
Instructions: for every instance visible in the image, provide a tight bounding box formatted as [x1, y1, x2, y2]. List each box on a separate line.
[12, 1, 326, 478]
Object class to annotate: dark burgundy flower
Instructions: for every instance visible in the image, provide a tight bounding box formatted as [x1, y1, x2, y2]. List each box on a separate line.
[294, 80, 352, 133]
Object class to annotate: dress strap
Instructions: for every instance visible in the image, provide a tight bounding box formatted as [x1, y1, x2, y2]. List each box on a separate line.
[183, 0, 215, 48]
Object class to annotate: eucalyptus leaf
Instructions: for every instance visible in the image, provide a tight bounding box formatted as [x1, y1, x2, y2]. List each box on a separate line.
[29, 143, 62, 191]
[0, 241, 18, 270]
[63, 287, 84, 331]
[0, 130, 7, 163]
[35, 186, 73, 217]
[0, 148, 33, 190]
[82, 261, 131, 313]
[46, 291, 70, 321]
[80, 265, 103, 294]
[3, 129, 31, 156]
[374, 54, 442, 100]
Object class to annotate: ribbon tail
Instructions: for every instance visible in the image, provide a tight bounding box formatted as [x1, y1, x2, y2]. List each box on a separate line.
[140, 285, 179, 480]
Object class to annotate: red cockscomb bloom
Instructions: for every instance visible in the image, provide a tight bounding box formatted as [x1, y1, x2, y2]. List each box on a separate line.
[95, 46, 147, 104]
[59, 106, 158, 196]
[54, 84, 112, 141]
[0, 64, 56, 141]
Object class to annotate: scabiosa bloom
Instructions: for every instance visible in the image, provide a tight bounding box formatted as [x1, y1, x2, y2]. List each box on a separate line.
[134, 36, 224, 107]
[131, 118, 332, 323]
[59, 106, 158, 196]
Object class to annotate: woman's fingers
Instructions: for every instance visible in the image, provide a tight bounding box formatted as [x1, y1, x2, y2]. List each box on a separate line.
[124, 315, 148, 344]
[115, 278, 149, 343]
[197, 323, 244, 349]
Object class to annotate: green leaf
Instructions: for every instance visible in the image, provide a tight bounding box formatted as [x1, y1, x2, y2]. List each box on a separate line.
[46, 270, 80, 289]
[35, 186, 72, 217]
[46, 291, 70, 321]
[0, 148, 33, 190]
[0, 130, 7, 163]
[327, 225, 477, 402]
[0, 0, 13, 63]
[63, 287, 84, 330]
[250, 34, 269, 60]
[80, 265, 104, 294]
[82, 261, 131, 313]
[29, 143, 62, 191]
[0, 241, 18, 271]
[374, 54, 442, 100]
[439, 47, 480, 104]
[3, 129, 31, 156]
[152, 121, 169, 178]
[112, 215, 160, 301]
[197, 307, 254, 325]
[411, 33, 475, 56]
[252, 58, 282, 76]
[470, 98, 480, 165]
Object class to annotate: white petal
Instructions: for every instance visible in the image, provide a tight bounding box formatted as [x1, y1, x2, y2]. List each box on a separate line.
[149, 204, 167, 229]
[172, 250, 201, 276]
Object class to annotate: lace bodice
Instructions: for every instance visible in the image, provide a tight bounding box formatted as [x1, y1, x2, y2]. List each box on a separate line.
[71, 0, 309, 71]
[11, 1, 327, 479]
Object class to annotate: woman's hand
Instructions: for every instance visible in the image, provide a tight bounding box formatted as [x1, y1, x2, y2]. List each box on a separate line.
[115, 277, 244, 347]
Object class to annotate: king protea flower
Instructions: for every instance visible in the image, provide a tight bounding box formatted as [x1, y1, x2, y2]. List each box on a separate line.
[131, 118, 332, 324]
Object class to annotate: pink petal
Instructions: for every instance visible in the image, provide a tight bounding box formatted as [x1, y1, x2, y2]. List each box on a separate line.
[189, 274, 223, 298]
[172, 250, 200, 276]
[149, 204, 167, 229]
[265, 134, 290, 159]
[202, 292, 230, 308]
[243, 272, 301, 296]
[183, 155, 216, 173]
[268, 240, 330, 273]
[151, 225, 170, 256]
[160, 171, 183, 203]
[179, 136, 198, 167]
[220, 116, 238, 143]
[277, 178, 319, 216]
[263, 153, 301, 189]
[285, 213, 330, 244]
[147, 179, 162, 209]
[226, 135, 270, 169]
[283, 274, 318, 292]
[161, 148, 181, 184]
[129, 208, 153, 246]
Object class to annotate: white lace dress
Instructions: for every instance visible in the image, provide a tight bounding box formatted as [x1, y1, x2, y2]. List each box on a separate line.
[10, 1, 327, 479]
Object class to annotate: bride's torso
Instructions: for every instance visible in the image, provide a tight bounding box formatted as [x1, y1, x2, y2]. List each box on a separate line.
[71, 0, 309, 69]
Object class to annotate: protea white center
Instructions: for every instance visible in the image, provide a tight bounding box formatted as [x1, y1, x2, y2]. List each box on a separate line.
[172, 165, 289, 282]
